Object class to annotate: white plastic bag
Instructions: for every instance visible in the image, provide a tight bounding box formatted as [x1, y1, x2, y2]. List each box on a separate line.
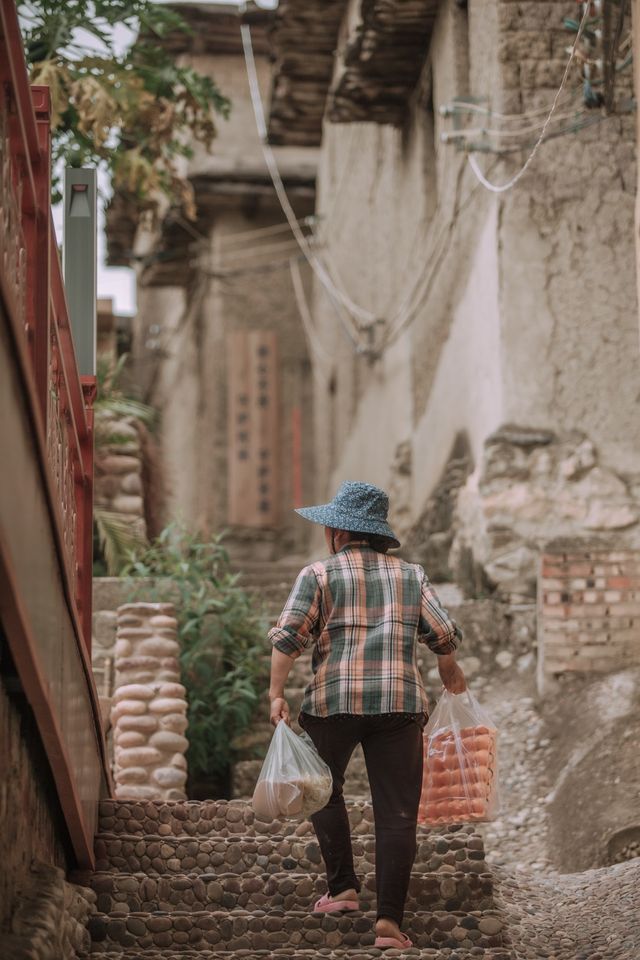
[252, 721, 333, 821]
[418, 689, 499, 826]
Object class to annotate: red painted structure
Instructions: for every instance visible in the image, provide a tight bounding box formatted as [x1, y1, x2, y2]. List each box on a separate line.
[0, 0, 109, 867]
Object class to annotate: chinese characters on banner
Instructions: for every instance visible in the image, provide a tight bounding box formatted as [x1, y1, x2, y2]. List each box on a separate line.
[228, 330, 279, 528]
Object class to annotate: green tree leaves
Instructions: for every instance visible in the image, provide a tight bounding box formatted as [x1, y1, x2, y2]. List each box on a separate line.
[19, 0, 230, 212]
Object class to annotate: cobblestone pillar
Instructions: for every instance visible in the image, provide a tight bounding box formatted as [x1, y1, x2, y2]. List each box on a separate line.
[94, 415, 147, 540]
[111, 603, 189, 800]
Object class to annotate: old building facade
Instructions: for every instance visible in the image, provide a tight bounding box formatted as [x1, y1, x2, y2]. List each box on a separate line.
[109, 4, 318, 558]
[110, 2, 640, 666]
[267, 0, 640, 600]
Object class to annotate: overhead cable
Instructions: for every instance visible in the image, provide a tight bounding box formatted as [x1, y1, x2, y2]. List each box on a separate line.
[239, 18, 377, 350]
[467, 1, 591, 194]
[289, 257, 335, 370]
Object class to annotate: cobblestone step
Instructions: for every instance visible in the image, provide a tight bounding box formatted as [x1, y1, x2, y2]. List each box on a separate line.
[88, 951, 514, 960]
[97, 799, 427, 840]
[88, 908, 505, 953]
[94, 831, 485, 878]
[89, 869, 494, 915]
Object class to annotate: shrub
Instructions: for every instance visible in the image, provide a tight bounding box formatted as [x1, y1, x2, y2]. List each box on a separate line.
[124, 525, 268, 794]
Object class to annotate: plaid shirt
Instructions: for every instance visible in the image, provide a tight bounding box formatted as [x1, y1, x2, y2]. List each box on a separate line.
[268, 542, 462, 717]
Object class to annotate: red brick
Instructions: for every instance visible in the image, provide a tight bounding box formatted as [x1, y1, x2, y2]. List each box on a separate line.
[567, 563, 593, 577]
[607, 577, 633, 590]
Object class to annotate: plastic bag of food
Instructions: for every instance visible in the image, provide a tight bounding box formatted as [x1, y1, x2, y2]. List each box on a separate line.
[418, 689, 499, 826]
[252, 721, 333, 821]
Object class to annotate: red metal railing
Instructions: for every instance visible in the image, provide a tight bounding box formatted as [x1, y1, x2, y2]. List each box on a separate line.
[0, 0, 108, 868]
[0, 26, 94, 650]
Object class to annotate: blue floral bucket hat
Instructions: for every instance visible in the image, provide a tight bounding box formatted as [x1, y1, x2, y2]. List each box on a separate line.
[295, 481, 400, 548]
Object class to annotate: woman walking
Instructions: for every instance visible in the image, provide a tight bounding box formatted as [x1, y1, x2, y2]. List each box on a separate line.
[268, 481, 466, 950]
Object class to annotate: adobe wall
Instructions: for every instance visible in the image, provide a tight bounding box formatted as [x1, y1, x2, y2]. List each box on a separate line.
[310, 0, 640, 542]
[634, 0, 640, 335]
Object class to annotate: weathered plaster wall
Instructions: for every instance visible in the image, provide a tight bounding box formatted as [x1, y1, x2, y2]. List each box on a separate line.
[131, 46, 316, 551]
[311, 0, 503, 529]
[496, 3, 639, 475]
[632, 0, 640, 342]
[310, 0, 640, 538]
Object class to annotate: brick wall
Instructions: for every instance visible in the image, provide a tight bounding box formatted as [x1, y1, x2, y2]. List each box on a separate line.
[538, 547, 640, 687]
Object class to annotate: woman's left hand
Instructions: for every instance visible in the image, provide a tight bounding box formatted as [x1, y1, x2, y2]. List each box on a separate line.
[270, 697, 291, 726]
[438, 655, 467, 694]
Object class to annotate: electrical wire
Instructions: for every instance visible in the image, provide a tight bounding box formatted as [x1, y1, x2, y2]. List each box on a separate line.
[222, 216, 317, 245]
[203, 253, 307, 279]
[216, 236, 307, 262]
[289, 257, 335, 370]
[467, 2, 592, 193]
[441, 86, 584, 123]
[239, 16, 378, 349]
[461, 107, 633, 156]
[442, 105, 593, 141]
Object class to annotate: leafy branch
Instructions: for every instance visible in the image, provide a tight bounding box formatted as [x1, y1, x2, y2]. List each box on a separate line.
[19, 0, 231, 213]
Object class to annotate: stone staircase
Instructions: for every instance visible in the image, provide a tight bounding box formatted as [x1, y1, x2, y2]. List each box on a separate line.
[79, 797, 512, 958]
[78, 556, 514, 958]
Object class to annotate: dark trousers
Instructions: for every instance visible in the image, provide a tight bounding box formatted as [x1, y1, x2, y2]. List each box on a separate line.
[299, 712, 425, 927]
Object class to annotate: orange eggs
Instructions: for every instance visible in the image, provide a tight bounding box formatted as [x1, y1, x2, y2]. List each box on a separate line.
[418, 724, 498, 827]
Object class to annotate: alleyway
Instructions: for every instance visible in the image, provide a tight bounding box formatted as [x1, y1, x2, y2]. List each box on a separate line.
[77, 560, 640, 959]
[3, 0, 640, 956]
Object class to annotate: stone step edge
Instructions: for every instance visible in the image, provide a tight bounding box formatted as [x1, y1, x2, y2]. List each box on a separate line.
[92, 908, 503, 922]
[94, 831, 466, 844]
[98, 798, 472, 817]
[89, 868, 493, 884]
[89, 951, 514, 959]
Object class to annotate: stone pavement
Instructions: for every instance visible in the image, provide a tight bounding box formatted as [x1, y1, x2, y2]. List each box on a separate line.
[495, 860, 640, 960]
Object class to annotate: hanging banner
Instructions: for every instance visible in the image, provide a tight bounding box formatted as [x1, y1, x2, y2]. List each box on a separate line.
[228, 330, 279, 528]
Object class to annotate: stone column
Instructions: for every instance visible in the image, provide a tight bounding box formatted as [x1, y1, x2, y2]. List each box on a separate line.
[111, 603, 189, 800]
[94, 415, 147, 541]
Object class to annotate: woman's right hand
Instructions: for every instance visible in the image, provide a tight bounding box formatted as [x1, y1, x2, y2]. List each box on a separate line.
[438, 654, 467, 694]
[270, 697, 291, 726]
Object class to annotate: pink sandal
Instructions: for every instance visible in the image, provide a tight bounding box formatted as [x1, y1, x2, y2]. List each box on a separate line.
[374, 933, 413, 950]
[313, 892, 360, 914]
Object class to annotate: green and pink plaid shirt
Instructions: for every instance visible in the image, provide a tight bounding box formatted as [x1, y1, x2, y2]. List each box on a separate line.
[268, 542, 462, 717]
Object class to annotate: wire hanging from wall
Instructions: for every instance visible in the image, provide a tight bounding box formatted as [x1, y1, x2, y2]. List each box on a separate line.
[237, 0, 632, 360]
[239, 15, 379, 356]
[464, 1, 592, 194]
